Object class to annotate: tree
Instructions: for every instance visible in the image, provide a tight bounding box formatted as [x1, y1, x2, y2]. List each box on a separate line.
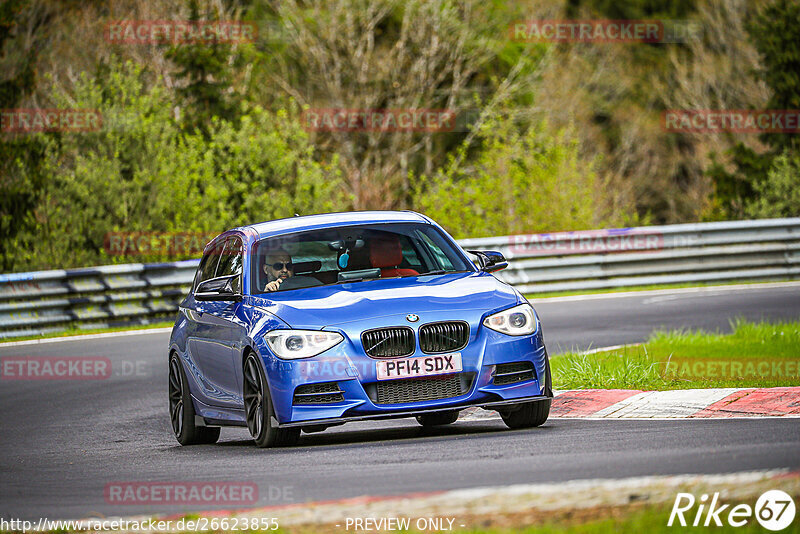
[745, 152, 800, 218]
[261, 0, 546, 210]
[707, 0, 800, 219]
[0, 0, 45, 271]
[166, 0, 245, 134]
[748, 0, 800, 153]
[414, 114, 624, 238]
[7, 59, 347, 270]
[0, 0, 107, 271]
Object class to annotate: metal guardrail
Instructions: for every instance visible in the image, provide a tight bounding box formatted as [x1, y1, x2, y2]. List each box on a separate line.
[0, 261, 199, 339]
[1, 218, 798, 338]
[461, 217, 800, 293]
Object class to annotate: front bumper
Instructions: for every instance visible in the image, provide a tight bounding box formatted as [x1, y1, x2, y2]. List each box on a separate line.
[260, 318, 551, 425]
[272, 394, 552, 428]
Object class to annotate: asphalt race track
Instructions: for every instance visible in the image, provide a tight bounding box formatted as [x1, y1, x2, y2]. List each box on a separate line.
[2, 283, 800, 520]
[535, 282, 800, 353]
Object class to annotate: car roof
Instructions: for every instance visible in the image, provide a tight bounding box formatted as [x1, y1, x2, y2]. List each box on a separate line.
[241, 211, 431, 240]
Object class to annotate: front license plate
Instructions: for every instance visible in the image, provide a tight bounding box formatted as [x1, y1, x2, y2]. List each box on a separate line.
[376, 353, 463, 380]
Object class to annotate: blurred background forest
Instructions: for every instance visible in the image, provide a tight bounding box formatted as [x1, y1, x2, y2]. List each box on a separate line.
[1, 0, 798, 272]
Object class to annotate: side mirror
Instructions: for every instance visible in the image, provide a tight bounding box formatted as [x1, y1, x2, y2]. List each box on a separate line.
[468, 250, 508, 273]
[195, 274, 243, 302]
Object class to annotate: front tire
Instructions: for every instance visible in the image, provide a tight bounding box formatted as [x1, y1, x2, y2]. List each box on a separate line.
[169, 354, 220, 445]
[500, 399, 551, 429]
[243, 353, 300, 448]
[416, 410, 459, 427]
[500, 356, 553, 430]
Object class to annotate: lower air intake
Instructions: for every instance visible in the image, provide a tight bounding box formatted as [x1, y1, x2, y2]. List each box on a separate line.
[493, 361, 535, 385]
[373, 373, 473, 405]
[293, 382, 344, 405]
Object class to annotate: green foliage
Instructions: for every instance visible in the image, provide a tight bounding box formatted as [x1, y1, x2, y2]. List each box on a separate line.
[166, 0, 244, 135]
[704, 143, 773, 220]
[187, 106, 348, 230]
[568, 0, 697, 19]
[747, 0, 800, 152]
[5, 59, 346, 270]
[413, 114, 609, 238]
[40, 62, 185, 267]
[707, 0, 800, 219]
[0, 0, 46, 271]
[745, 151, 800, 218]
[0, 0, 34, 105]
[2, 0, 797, 272]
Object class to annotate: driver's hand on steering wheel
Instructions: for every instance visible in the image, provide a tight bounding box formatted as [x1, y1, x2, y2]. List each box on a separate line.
[265, 278, 283, 292]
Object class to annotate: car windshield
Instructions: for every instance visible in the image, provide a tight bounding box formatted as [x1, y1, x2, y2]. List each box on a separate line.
[251, 223, 473, 293]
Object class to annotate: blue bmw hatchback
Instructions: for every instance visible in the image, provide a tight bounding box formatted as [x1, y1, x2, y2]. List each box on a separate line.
[168, 211, 553, 447]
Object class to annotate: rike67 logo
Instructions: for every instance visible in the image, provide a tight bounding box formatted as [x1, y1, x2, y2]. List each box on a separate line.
[669, 490, 796, 530]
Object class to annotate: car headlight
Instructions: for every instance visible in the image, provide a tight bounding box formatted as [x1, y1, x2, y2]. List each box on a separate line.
[483, 303, 538, 336]
[265, 330, 343, 359]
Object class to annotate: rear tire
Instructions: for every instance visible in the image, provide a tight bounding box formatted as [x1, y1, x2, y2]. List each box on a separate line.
[243, 352, 300, 448]
[169, 353, 220, 445]
[416, 410, 459, 427]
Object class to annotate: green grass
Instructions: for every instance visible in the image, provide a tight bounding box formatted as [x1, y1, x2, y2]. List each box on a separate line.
[0, 321, 174, 344]
[450, 503, 780, 534]
[271, 498, 789, 534]
[16, 496, 793, 534]
[524, 278, 795, 299]
[551, 319, 800, 390]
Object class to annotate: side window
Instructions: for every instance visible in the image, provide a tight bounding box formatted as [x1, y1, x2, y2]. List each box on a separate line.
[192, 256, 208, 291]
[193, 244, 222, 292]
[215, 237, 244, 292]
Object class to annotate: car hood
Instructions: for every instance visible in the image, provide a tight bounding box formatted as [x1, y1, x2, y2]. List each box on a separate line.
[246, 272, 520, 329]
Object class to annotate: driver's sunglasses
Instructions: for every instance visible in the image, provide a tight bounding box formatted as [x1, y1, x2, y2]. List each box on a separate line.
[271, 262, 293, 270]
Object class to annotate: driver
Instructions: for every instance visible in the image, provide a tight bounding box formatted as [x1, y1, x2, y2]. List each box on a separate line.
[263, 251, 294, 292]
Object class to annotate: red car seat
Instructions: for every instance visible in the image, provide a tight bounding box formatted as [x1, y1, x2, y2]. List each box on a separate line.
[370, 236, 419, 277]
